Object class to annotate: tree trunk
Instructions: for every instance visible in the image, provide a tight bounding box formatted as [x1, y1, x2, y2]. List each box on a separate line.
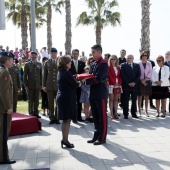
[141, 0, 150, 52]
[21, 9, 28, 50]
[29, 23, 32, 49]
[96, 24, 102, 45]
[65, 0, 72, 55]
[47, 3, 52, 53]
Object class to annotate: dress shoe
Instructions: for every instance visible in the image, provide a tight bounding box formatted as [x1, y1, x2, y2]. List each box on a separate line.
[77, 118, 85, 122]
[87, 138, 97, 143]
[49, 120, 56, 124]
[35, 115, 41, 118]
[124, 116, 128, 119]
[150, 105, 156, 109]
[132, 115, 139, 119]
[72, 120, 78, 123]
[61, 140, 74, 148]
[94, 140, 106, 145]
[55, 120, 60, 124]
[0, 160, 16, 164]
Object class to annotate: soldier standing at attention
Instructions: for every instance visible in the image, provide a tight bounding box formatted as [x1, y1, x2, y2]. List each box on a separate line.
[23, 51, 42, 118]
[43, 48, 60, 124]
[0, 52, 16, 164]
[9, 57, 20, 113]
[86, 45, 108, 145]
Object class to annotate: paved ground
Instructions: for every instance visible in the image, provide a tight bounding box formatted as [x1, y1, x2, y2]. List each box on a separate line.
[1, 103, 170, 170]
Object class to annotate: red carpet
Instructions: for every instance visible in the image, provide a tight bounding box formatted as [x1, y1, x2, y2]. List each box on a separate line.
[10, 113, 42, 136]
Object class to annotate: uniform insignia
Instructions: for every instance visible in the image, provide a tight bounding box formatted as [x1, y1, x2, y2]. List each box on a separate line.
[3, 75, 8, 80]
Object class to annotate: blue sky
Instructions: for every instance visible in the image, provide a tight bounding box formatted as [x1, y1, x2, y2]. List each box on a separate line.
[0, 0, 170, 62]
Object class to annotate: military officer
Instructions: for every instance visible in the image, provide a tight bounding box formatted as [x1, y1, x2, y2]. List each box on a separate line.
[9, 57, 20, 113]
[43, 48, 60, 124]
[0, 52, 16, 164]
[23, 51, 42, 118]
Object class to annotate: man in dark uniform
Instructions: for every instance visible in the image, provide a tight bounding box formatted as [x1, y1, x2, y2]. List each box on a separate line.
[9, 55, 20, 113]
[118, 49, 127, 109]
[0, 52, 16, 164]
[86, 45, 108, 145]
[69, 49, 85, 123]
[23, 51, 42, 118]
[43, 48, 60, 124]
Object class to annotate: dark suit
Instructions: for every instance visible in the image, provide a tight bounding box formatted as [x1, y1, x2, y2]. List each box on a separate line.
[164, 61, 170, 112]
[121, 63, 140, 117]
[69, 60, 85, 120]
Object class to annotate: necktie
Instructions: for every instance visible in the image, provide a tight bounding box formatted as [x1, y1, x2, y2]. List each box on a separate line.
[75, 61, 78, 72]
[158, 67, 162, 81]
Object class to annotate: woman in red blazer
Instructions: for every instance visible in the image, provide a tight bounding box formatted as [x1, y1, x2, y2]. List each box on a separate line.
[108, 55, 122, 119]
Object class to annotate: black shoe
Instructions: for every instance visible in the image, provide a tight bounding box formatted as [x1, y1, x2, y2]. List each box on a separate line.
[132, 115, 139, 119]
[72, 120, 78, 123]
[94, 140, 106, 145]
[61, 140, 74, 148]
[0, 160, 16, 164]
[55, 120, 60, 124]
[35, 115, 41, 118]
[49, 120, 56, 124]
[87, 138, 97, 143]
[77, 118, 85, 122]
[124, 116, 128, 119]
[150, 105, 156, 109]
[119, 104, 123, 109]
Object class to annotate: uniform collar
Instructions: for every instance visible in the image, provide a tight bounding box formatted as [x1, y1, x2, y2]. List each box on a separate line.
[95, 56, 103, 62]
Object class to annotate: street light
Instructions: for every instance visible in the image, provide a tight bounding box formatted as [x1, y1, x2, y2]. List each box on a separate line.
[0, 0, 5, 30]
[30, 0, 36, 51]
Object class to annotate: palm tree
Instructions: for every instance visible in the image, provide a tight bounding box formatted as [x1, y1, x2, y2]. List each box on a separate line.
[43, 0, 64, 53]
[141, 0, 150, 52]
[5, 0, 45, 49]
[77, 0, 120, 45]
[65, 0, 72, 55]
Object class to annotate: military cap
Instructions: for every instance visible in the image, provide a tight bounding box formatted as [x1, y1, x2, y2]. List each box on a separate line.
[0, 51, 14, 59]
[31, 51, 37, 55]
[50, 48, 57, 53]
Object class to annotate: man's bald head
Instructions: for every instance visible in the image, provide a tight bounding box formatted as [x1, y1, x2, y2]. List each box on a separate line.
[127, 54, 134, 64]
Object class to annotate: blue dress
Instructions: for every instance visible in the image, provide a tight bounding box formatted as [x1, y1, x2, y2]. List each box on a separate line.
[57, 70, 79, 120]
[80, 84, 90, 103]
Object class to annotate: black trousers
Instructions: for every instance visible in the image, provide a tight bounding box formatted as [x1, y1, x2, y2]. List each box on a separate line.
[90, 98, 107, 141]
[122, 89, 137, 117]
[0, 113, 12, 162]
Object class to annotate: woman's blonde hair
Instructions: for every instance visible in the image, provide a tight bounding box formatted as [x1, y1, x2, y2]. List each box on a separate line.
[108, 55, 119, 67]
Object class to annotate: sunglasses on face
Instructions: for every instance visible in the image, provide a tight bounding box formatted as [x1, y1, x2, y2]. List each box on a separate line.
[157, 60, 162, 62]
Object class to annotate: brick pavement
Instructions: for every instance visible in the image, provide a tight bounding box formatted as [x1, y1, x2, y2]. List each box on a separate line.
[1, 103, 170, 170]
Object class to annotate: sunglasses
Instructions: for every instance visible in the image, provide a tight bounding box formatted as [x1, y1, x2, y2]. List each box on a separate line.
[142, 55, 148, 57]
[156, 60, 162, 62]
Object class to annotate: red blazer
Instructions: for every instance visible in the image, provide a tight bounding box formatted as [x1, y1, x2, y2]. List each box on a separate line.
[108, 66, 122, 85]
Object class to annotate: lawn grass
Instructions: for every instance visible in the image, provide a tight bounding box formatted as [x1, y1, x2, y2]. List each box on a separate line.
[17, 100, 42, 114]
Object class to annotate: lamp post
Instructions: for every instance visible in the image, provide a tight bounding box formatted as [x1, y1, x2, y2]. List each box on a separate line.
[30, 0, 36, 51]
[0, 0, 5, 30]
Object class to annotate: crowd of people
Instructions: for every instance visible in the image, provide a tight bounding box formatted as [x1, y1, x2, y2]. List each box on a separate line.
[0, 44, 170, 164]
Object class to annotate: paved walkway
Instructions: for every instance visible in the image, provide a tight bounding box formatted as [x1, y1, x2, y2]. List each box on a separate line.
[1, 104, 170, 170]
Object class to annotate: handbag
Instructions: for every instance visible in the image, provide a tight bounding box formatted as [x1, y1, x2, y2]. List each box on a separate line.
[113, 87, 121, 94]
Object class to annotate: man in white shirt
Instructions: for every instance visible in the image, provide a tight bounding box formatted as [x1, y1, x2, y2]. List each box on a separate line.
[40, 47, 49, 59]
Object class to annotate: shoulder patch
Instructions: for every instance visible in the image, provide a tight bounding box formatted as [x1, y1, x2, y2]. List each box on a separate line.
[3, 75, 8, 81]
